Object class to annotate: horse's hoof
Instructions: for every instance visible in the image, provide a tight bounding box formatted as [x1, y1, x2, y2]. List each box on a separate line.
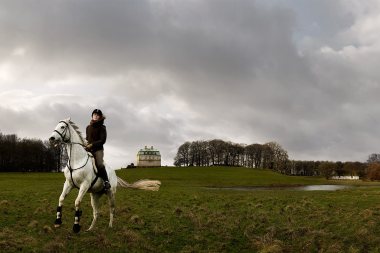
[73, 224, 81, 233]
[54, 224, 61, 228]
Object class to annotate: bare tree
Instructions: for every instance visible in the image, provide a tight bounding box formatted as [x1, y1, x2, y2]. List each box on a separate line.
[174, 142, 191, 167]
[225, 142, 241, 166]
[261, 143, 274, 169]
[189, 141, 209, 166]
[265, 142, 289, 173]
[245, 144, 263, 168]
[367, 153, 380, 164]
[208, 139, 226, 166]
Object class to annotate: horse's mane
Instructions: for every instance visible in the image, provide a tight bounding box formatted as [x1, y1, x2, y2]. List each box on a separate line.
[67, 119, 87, 145]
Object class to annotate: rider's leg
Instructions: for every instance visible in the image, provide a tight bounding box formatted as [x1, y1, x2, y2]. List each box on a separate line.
[94, 150, 111, 190]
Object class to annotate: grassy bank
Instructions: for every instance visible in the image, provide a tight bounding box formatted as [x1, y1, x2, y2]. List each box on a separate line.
[1, 167, 380, 252]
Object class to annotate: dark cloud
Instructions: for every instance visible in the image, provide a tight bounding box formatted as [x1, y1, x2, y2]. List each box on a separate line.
[0, 0, 379, 167]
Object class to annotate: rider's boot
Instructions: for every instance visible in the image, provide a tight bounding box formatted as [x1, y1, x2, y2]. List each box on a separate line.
[98, 165, 111, 191]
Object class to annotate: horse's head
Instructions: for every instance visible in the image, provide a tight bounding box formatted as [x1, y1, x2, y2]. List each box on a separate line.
[49, 118, 71, 145]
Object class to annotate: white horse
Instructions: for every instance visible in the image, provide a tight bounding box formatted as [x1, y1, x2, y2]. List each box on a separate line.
[49, 118, 161, 233]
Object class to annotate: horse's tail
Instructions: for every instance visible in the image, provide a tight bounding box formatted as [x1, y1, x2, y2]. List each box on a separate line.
[117, 177, 161, 191]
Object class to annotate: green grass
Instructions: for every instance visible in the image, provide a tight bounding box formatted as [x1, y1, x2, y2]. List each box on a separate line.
[1, 166, 380, 252]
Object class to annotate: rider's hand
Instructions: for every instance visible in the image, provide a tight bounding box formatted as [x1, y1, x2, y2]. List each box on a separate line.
[85, 143, 93, 151]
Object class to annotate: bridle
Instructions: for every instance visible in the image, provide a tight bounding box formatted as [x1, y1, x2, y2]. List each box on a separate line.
[54, 121, 71, 143]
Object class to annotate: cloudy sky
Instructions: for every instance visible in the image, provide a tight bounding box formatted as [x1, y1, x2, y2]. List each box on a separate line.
[1, 0, 380, 168]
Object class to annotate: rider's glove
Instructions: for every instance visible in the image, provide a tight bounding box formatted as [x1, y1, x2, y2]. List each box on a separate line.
[85, 143, 93, 151]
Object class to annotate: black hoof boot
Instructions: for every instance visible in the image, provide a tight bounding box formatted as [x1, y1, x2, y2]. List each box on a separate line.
[73, 223, 81, 233]
[73, 210, 82, 233]
[54, 218, 62, 227]
[55, 206, 63, 227]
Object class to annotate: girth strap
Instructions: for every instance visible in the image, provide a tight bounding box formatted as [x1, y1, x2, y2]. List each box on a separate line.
[69, 158, 101, 192]
[90, 174, 99, 190]
[69, 167, 80, 189]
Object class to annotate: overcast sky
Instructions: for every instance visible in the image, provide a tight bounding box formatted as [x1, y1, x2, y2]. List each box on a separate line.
[1, 0, 380, 168]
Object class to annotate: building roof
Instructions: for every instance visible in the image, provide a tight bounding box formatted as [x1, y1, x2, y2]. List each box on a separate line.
[137, 146, 161, 156]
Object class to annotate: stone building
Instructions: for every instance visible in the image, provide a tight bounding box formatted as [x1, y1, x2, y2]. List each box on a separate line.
[136, 146, 161, 167]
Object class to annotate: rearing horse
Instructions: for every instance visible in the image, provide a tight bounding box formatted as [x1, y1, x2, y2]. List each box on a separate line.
[49, 118, 161, 233]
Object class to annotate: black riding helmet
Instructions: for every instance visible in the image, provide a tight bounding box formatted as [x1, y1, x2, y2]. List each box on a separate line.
[92, 109, 103, 117]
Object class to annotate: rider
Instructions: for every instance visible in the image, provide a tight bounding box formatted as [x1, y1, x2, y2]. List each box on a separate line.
[85, 109, 111, 191]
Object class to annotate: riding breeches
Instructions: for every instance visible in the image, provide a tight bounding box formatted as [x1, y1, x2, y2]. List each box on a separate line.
[93, 150, 109, 181]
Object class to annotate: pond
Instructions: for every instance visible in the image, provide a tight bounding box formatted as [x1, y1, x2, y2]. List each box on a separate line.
[206, 184, 357, 191]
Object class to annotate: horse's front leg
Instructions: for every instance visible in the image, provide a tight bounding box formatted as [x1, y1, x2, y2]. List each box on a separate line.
[55, 180, 73, 228]
[73, 184, 89, 233]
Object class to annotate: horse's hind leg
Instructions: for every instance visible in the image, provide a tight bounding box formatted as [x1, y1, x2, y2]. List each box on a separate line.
[107, 191, 116, 228]
[87, 193, 101, 231]
[55, 180, 73, 227]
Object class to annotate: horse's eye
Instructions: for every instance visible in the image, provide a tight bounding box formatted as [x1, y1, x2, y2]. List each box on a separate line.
[61, 126, 65, 129]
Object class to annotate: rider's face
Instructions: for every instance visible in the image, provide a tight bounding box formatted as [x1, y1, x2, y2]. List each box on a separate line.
[92, 113, 101, 121]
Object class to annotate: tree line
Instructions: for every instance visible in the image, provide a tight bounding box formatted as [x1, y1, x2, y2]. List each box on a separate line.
[288, 154, 380, 179]
[0, 132, 63, 172]
[288, 160, 367, 178]
[174, 140, 289, 173]
[174, 139, 377, 179]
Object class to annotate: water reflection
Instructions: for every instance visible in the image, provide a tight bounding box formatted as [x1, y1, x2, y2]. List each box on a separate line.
[298, 185, 351, 191]
[207, 184, 355, 191]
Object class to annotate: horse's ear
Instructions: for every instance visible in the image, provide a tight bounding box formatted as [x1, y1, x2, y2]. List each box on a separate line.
[67, 117, 71, 121]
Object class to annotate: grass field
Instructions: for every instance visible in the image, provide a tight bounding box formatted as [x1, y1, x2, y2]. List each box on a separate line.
[2, 166, 380, 252]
